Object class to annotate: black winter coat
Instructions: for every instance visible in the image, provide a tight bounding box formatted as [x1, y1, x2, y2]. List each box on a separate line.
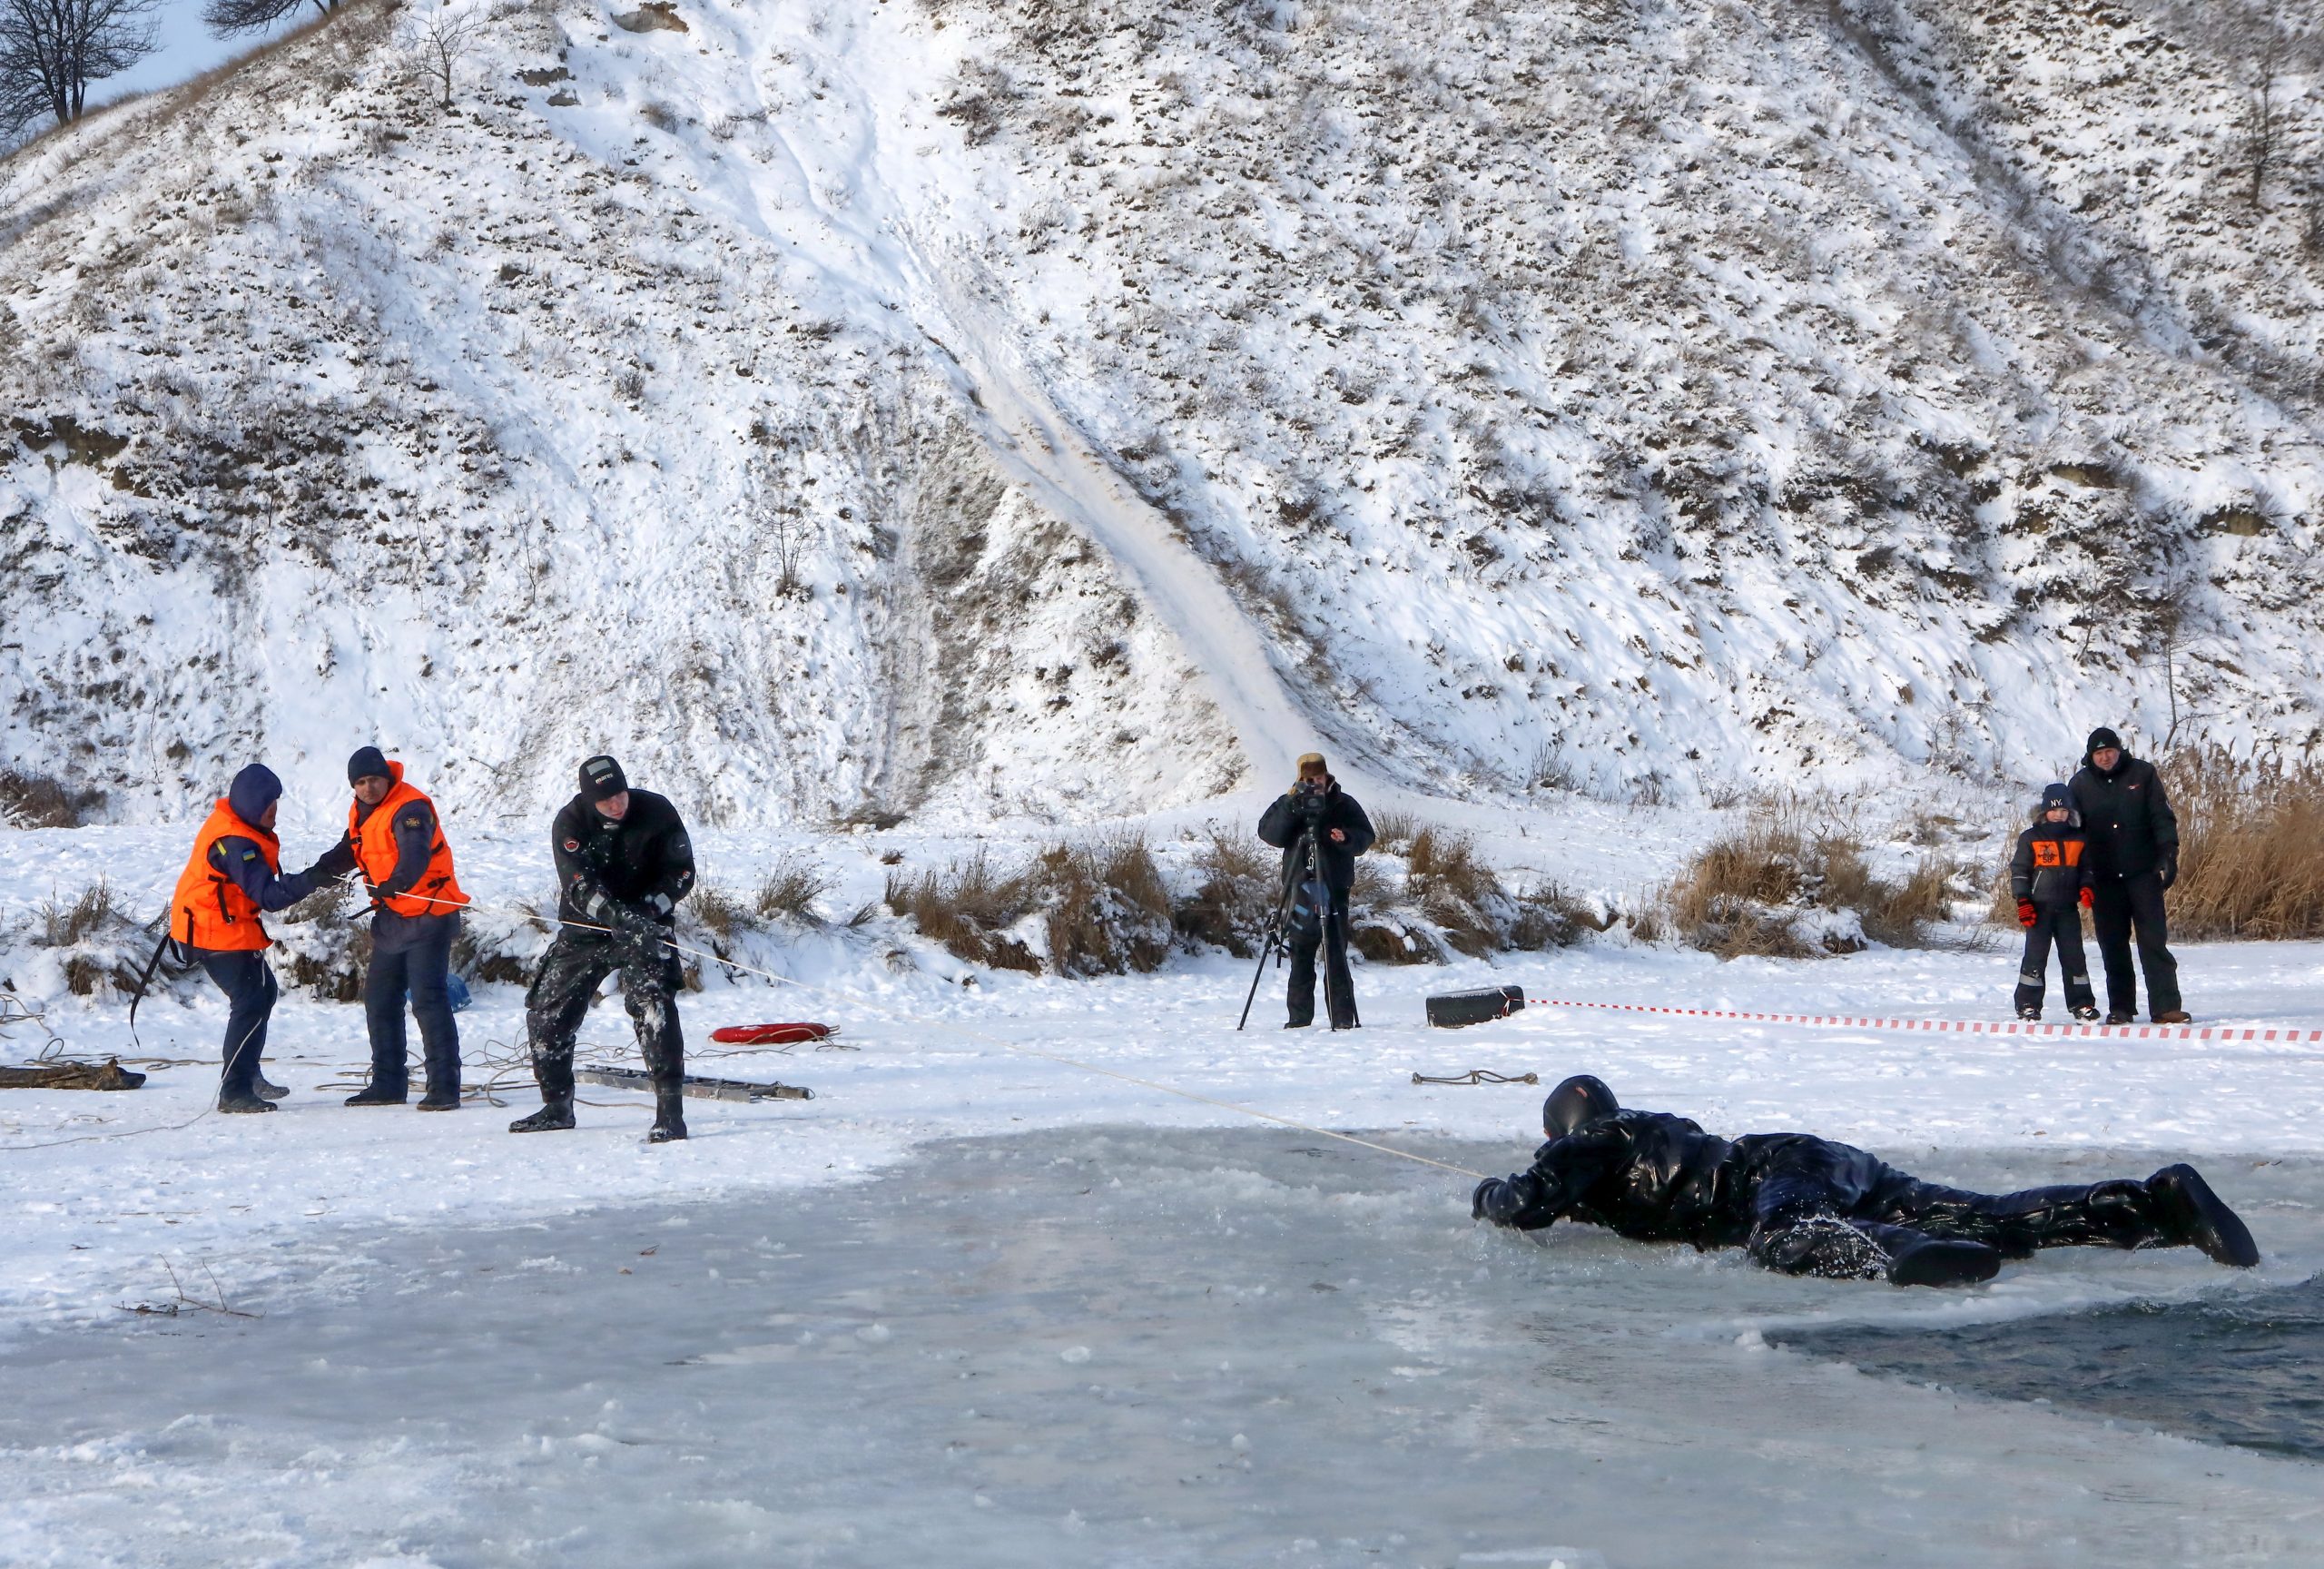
[2068, 753, 2178, 878]
[1256, 782, 1376, 893]
[2010, 818, 2093, 908]
[551, 790, 696, 933]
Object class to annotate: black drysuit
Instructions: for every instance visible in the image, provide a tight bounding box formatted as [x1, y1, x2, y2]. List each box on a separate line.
[2068, 751, 2181, 1017]
[1472, 1107, 2231, 1285]
[524, 790, 696, 1103]
[2007, 814, 2093, 1016]
[1256, 782, 1376, 1029]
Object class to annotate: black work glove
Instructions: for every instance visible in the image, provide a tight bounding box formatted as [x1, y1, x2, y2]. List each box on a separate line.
[1472, 1177, 1533, 1226]
[1471, 1178, 1501, 1221]
[2158, 853, 2179, 892]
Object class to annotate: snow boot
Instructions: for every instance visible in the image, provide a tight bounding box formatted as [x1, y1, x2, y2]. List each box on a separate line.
[647, 1085, 688, 1144]
[2104, 1010, 2135, 1025]
[345, 1082, 408, 1107]
[253, 1072, 290, 1102]
[2145, 1165, 2259, 1268]
[1886, 1237, 2003, 1288]
[415, 1086, 461, 1111]
[217, 1084, 276, 1114]
[2153, 1009, 2193, 1025]
[2072, 1005, 2100, 1022]
[2016, 1006, 2041, 1021]
[508, 1100, 576, 1133]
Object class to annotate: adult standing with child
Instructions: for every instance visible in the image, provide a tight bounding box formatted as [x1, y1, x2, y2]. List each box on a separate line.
[2069, 726, 2190, 1025]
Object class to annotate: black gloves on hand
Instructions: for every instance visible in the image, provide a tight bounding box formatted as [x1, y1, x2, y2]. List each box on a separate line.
[1472, 1179, 1500, 1221]
[2158, 853, 2179, 892]
[1472, 1177, 1534, 1226]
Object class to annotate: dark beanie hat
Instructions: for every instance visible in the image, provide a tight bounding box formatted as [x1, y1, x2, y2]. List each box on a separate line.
[579, 755, 628, 802]
[228, 764, 283, 825]
[347, 745, 390, 784]
[2086, 726, 2124, 756]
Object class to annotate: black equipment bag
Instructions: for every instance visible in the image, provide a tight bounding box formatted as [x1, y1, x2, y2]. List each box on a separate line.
[1424, 984, 1525, 1028]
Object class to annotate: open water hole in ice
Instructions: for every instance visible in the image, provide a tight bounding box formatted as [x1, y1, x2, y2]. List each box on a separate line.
[5, 1129, 2322, 1568]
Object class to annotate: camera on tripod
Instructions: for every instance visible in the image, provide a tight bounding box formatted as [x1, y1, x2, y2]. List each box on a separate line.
[1291, 776, 1330, 830]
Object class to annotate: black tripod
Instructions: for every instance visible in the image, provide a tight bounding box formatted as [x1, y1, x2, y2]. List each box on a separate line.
[1236, 825, 1349, 1031]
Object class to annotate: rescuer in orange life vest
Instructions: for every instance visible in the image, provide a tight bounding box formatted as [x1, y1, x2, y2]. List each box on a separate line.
[312, 746, 471, 1111]
[167, 765, 340, 1113]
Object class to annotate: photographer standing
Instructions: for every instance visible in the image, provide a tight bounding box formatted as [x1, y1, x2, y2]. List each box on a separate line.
[1256, 752, 1375, 1030]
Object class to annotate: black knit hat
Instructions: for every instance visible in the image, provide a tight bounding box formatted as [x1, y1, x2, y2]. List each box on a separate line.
[2086, 726, 2124, 756]
[578, 755, 628, 803]
[347, 745, 390, 785]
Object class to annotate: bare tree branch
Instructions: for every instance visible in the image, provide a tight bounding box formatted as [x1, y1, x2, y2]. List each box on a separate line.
[200, 0, 334, 42]
[0, 0, 158, 139]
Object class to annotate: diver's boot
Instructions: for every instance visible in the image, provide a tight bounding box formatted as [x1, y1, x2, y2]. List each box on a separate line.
[1886, 1237, 2003, 1288]
[2146, 1164, 2259, 1268]
[508, 1099, 575, 1132]
[646, 1084, 688, 1144]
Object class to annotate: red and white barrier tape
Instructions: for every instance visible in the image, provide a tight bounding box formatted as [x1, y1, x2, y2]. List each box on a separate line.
[1526, 997, 2324, 1044]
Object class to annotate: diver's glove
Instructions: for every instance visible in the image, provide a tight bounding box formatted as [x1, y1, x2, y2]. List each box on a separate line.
[1471, 1176, 1531, 1226]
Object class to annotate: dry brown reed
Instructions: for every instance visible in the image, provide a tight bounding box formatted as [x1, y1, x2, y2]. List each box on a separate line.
[2159, 747, 2324, 940]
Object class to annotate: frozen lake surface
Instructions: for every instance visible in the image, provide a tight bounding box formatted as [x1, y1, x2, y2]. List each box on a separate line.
[5, 1127, 2320, 1567]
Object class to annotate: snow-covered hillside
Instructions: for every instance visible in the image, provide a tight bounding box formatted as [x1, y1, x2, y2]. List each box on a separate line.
[4, 0, 2321, 824]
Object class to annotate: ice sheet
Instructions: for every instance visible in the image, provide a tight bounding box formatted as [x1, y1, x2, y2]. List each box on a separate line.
[3, 1129, 2319, 1569]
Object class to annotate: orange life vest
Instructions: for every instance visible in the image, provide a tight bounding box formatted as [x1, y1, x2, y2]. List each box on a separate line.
[170, 799, 279, 952]
[350, 762, 468, 920]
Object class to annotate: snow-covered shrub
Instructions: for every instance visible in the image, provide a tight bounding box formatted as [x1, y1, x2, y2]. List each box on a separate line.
[23, 879, 154, 997]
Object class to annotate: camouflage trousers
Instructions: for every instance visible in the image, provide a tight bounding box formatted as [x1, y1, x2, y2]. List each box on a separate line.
[524, 929, 684, 1100]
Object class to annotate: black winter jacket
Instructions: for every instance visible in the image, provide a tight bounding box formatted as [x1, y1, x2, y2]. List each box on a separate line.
[1256, 781, 1376, 893]
[551, 789, 696, 934]
[2068, 753, 2178, 878]
[2010, 816, 2093, 908]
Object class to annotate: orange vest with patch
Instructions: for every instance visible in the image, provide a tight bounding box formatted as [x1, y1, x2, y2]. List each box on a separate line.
[350, 763, 468, 919]
[170, 800, 279, 952]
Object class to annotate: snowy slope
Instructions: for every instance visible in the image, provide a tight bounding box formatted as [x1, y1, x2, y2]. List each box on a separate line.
[4, 0, 2323, 825]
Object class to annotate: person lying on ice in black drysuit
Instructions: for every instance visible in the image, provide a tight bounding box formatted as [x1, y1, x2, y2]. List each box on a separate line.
[1470, 1075, 2260, 1288]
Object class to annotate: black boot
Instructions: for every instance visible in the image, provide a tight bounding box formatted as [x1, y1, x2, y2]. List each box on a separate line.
[508, 1099, 575, 1132]
[2146, 1165, 2260, 1268]
[217, 1084, 276, 1114]
[647, 1084, 688, 1144]
[345, 1082, 408, 1106]
[511, 1056, 575, 1132]
[1886, 1237, 2003, 1288]
[253, 1072, 290, 1101]
[415, 1085, 461, 1111]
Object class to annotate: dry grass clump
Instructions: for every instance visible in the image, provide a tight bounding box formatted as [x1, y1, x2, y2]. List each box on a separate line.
[886, 850, 1041, 972]
[1, 769, 105, 828]
[2161, 747, 2324, 939]
[34, 879, 115, 948]
[1405, 826, 1506, 957]
[1661, 806, 1954, 959]
[887, 839, 1174, 976]
[754, 854, 833, 923]
[1369, 810, 1421, 854]
[1173, 831, 1276, 956]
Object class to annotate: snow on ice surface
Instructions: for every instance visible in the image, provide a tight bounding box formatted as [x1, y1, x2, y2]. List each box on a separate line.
[2, 1129, 2321, 1569]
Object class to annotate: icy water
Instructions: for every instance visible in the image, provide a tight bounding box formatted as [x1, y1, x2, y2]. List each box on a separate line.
[5, 1130, 2322, 1568]
[1777, 1274, 2324, 1461]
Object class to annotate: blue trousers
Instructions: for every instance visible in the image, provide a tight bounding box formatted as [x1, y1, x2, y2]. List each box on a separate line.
[364, 917, 462, 1093]
[197, 950, 277, 1095]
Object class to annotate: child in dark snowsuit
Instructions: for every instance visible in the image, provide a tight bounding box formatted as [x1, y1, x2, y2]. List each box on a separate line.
[2010, 783, 2098, 1021]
